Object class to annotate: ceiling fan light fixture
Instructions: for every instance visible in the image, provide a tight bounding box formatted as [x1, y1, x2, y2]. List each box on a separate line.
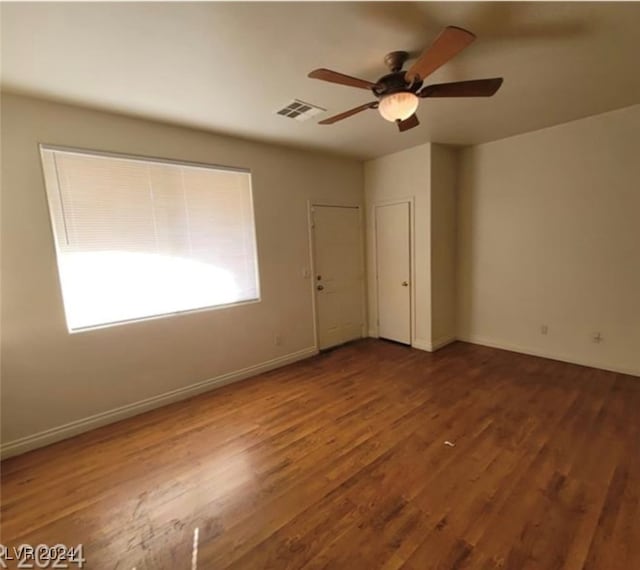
[378, 92, 419, 122]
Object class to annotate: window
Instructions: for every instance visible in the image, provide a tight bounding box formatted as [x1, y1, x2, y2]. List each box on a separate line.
[40, 146, 260, 332]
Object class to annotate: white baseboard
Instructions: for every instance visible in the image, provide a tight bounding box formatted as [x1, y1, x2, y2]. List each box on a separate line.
[411, 338, 430, 352]
[1, 346, 318, 460]
[370, 336, 455, 353]
[429, 336, 457, 351]
[458, 335, 639, 378]
[411, 337, 456, 352]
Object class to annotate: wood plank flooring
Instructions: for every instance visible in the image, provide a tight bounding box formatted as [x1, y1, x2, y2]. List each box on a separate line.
[1, 339, 639, 569]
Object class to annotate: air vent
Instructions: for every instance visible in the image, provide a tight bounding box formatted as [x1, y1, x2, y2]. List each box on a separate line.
[276, 99, 326, 122]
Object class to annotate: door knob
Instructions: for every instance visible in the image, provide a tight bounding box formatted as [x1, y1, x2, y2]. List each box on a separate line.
[401, 281, 409, 287]
[317, 284, 324, 291]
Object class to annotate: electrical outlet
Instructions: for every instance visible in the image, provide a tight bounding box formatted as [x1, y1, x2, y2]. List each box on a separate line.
[592, 332, 603, 344]
[541, 325, 548, 335]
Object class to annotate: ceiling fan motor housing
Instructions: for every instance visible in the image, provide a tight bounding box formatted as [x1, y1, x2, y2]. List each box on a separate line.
[372, 71, 423, 99]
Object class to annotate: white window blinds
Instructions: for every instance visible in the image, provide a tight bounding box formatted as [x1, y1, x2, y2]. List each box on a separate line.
[40, 146, 260, 331]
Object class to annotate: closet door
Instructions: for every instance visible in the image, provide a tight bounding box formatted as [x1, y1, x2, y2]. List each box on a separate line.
[376, 202, 411, 344]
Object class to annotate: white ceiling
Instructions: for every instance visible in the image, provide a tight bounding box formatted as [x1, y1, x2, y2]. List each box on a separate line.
[2, 2, 640, 159]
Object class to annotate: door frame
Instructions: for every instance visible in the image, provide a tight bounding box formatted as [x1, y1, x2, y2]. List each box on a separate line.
[307, 201, 366, 350]
[371, 197, 416, 346]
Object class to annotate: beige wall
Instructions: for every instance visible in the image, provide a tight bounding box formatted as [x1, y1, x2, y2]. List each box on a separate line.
[458, 104, 640, 376]
[364, 143, 458, 350]
[0, 93, 363, 454]
[430, 144, 458, 348]
[364, 143, 431, 349]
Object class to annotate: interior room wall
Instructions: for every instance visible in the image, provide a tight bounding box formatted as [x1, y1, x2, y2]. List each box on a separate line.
[364, 143, 432, 350]
[364, 143, 458, 351]
[430, 144, 458, 349]
[0, 93, 364, 456]
[457, 104, 640, 376]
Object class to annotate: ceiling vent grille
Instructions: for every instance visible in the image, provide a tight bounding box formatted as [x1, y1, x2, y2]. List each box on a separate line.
[276, 99, 326, 122]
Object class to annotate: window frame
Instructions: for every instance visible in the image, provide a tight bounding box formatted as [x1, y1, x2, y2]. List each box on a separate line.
[39, 143, 262, 333]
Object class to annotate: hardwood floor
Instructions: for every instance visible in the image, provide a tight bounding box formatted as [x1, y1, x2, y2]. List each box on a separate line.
[1, 339, 639, 569]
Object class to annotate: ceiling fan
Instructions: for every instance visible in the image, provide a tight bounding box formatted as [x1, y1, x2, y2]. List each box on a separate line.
[308, 26, 503, 132]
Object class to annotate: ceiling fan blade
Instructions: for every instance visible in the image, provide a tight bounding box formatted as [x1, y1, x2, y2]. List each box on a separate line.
[308, 68, 376, 90]
[405, 26, 476, 82]
[397, 114, 420, 132]
[419, 77, 503, 97]
[318, 102, 378, 125]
